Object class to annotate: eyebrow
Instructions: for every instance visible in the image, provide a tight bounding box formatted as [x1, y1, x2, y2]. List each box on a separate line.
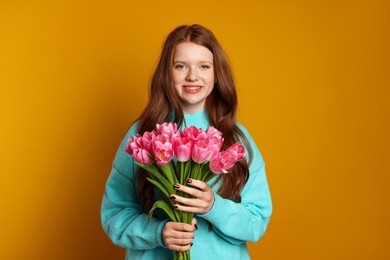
[173, 60, 213, 64]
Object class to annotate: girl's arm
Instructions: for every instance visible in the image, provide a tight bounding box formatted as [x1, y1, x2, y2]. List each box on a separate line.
[198, 125, 272, 244]
[199, 164, 272, 244]
[101, 124, 168, 250]
[170, 125, 272, 244]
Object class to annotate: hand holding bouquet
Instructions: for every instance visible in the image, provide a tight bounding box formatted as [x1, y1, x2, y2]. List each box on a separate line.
[124, 123, 245, 260]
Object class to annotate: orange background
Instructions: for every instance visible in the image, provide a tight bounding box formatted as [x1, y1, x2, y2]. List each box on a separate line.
[1, 0, 389, 259]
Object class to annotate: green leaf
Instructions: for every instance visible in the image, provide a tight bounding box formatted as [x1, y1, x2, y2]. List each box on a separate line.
[160, 192, 182, 222]
[159, 190, 171, 204]
[204, 170, 215, 183]
[135, 162, 161, 176]
[176, 161, 181, 180]
[169, 161, 179, 183]
[201, 168, 211, 181]
[177, 161, 184, 184]
[160, 162, 179, 184]
[182, 210, 188, 224]
[191, 163, 200, 180]
[147, 168, 176, 195]
[184, 160, 192, 182]
[148, 200, 177, 222]
[147, 177, 170, 201]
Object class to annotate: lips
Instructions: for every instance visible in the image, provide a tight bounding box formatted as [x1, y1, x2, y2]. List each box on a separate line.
[183, 85, 202, 94]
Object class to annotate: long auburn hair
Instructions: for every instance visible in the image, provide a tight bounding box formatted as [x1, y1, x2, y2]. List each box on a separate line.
[135, 24, 253, 212]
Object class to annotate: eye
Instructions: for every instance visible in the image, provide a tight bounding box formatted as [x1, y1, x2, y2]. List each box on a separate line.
[200, 64, 211, 69]
[174, 64, 187, 69]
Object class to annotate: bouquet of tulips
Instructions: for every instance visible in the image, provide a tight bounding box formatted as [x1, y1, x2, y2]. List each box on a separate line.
[124, 122, 245, 260]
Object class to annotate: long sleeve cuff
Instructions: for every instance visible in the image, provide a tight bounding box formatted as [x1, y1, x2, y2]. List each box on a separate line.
[196, 193, 227, 226]
[156, 219, 169, 248]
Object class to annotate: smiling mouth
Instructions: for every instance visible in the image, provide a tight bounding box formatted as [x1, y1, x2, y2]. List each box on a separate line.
[183, 85, 202, 93]
[184, 85, 201, 90]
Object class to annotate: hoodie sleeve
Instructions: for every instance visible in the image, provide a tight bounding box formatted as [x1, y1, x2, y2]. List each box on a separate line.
[197, 124, 272, 244]
[100, 124, 168, 250]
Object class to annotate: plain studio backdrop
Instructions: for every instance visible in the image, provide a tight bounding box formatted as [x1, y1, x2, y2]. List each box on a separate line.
[1, 0, 389, 259]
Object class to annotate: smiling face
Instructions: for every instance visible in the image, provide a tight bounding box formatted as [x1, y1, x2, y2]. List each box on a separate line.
[172, 42, 215, 114]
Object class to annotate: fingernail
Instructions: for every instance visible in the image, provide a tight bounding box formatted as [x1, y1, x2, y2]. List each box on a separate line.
[173, 184, 180, 189]
[170, 195, 176, 200]
[173, 205, 178, 209]
[187, 179, 192, 184]
[191, 243, 193, 247]
[194, 224, 198, 230]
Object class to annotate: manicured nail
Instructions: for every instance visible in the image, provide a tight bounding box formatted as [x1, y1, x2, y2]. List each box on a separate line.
[173, 184, 180, 189]
[191, 243, 193, 247]
[194, 224, 198, 230]
[170, 195, 176, 200]
[187, 179, 192, 184]
[173, 205, 179, 209]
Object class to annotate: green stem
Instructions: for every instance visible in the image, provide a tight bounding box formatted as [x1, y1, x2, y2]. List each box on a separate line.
[190, 162, 197, 180]
[160, 162, 175, 184]
[184, 160, 192, 183]
[179, 161, 184, 184]
[175, 251, 185, 260]
[182, 209, 188, 225]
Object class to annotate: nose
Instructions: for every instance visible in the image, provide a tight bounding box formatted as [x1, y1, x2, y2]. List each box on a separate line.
[185, 67, 198, 82]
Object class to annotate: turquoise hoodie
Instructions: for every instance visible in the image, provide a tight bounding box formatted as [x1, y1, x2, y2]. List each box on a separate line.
[101, 109, 272, 259]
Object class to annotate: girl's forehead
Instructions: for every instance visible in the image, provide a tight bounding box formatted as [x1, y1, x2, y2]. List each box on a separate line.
[173, 42, 213, 61]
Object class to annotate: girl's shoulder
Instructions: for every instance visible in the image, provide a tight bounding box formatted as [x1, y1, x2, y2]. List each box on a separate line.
[235, 122, 265, 167]
[235, 122, 255, 143]
[121, 120, 141, 141]
[236, 122, 249, 133]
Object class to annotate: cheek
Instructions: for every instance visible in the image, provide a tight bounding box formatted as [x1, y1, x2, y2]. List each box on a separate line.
[174, 84, 182, 95]
[207, 86, 215, 95]
[171, 71, 180, 83]
[206, 70, 215, 83]
[206, 74, 215, 86]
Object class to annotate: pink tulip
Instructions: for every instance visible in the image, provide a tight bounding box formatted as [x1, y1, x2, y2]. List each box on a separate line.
[125, 134, 142, 154]
[209, 151, 236, 174]
[124, 135, 153, 165]
[183, 126, 208, 142]
[206, 126, 223, 159]
[139, 131, 156, 154]
[207, 136, 223, 159]
[206, 126, 223, 140]
[125, 131, 156, 154]
[225, 142, 246, 162]
[152, 134, 174, 166]
[192, 139, 212, 164]
[156, 122, 178, 136]
[153, 148, 174, 166]
[173, 137, 193, 162]
[131, 148, 153, 165]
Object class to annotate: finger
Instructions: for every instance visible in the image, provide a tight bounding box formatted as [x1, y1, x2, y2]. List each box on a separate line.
[170, 194, 200, 207]
[168, 243, 192, 252]
[173, 184, 202, 198]
[171, 193, 214, 214]
[191, 218, 198, 231]
[169, 222, 196, 233]
[163, 222, 195, 251]
[173, 203, 199, 213]
[168, 218, 198, 232]
[167, 237, 194, 246]
[169, 229, 195, 239]
[186, 179, 210, 191]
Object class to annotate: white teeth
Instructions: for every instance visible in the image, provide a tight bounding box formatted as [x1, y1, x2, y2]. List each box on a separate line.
[184, 86, 200, 90]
